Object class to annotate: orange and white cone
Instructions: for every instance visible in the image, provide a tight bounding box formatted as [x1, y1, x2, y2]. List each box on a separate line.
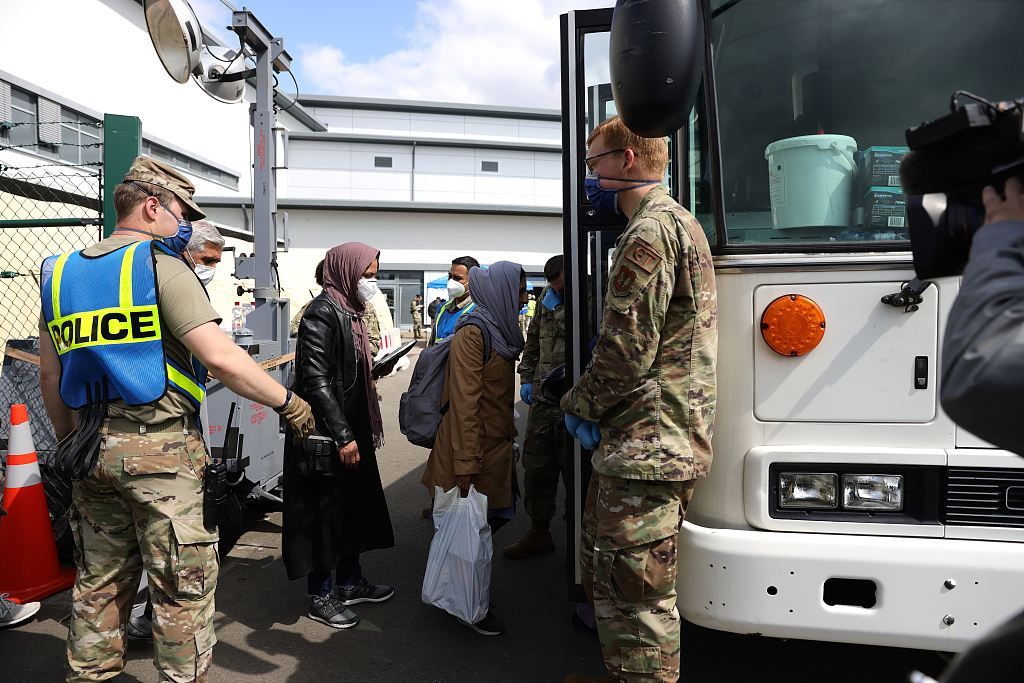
[0, 404, 75, 603]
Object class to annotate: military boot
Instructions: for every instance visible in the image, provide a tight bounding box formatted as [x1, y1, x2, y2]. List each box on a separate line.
[502, 522, 555, 559]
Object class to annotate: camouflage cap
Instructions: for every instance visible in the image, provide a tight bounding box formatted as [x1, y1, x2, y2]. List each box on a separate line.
[122, 156, 205, 220]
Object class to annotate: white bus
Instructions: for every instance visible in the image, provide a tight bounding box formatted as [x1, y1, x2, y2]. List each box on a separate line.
[560, 1, 1024, 653]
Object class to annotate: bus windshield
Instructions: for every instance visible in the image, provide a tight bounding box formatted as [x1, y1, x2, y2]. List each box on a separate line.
[711, 0, 1024, 248]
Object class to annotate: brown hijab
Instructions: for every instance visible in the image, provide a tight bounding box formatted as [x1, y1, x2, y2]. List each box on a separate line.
[321, 242, 384, 447]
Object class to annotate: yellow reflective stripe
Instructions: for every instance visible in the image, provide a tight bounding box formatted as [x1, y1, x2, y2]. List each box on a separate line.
[47, 305, 161, 355]
[51, 252, 71, 320]
[119, 242, 142, 309]
[166, 363, 205, 405]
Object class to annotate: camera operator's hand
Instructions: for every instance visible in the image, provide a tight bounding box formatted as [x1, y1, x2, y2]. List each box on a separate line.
[982, 177, 1024, 225]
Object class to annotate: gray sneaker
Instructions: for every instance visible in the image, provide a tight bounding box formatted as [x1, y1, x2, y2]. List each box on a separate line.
[334, 577, 395, 606]
[0, 593, 40, 628]
[307, 595, 359, 629]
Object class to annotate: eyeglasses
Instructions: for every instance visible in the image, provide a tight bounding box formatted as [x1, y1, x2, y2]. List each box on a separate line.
[585, 148, 625, 173]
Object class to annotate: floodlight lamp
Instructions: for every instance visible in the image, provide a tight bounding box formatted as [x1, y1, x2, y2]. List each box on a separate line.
[144, 0, 203, 84]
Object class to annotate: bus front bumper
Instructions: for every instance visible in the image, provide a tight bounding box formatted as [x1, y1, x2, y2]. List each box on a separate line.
[677, 521, 1024, 653]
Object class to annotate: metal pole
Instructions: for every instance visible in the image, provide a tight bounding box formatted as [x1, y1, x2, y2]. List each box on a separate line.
[231, 11, 292, 356]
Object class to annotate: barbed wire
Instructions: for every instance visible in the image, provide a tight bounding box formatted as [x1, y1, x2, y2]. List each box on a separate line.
[0, 161, 103, 171]
[0, 120, 102, 129]
[0, 141, 102, 151]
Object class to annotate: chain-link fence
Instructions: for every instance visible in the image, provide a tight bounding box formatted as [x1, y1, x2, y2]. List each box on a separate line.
[0, 122, 104, 559]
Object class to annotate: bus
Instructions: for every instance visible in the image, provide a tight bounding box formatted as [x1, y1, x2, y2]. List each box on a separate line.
[560, 1, 1024, 653]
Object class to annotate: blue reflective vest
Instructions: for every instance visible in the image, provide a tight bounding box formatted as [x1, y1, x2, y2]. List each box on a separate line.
[39, 241, 208, 411]
[434, 300, 476, 342]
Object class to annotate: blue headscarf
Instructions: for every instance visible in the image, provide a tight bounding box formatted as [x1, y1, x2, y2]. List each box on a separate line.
[455, 261, 525, 361]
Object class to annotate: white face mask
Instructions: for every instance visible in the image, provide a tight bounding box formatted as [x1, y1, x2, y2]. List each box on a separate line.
[447, 278, 466, 300]
[195, 264, 216, 286]
[356, 277, 380, 302]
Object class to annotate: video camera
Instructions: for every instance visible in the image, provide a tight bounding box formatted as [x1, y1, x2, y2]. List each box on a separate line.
[900, 93, 1024, 279]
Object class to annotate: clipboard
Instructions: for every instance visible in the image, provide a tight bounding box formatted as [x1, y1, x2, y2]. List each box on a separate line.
[372, 339, 417, 377]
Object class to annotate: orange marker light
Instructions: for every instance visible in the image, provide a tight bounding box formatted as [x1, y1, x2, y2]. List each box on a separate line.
[761, 294, 826, 356]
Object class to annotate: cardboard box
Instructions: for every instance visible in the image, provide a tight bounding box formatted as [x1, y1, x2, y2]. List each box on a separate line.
[857, 145, 909, 191]
[861, 187, 907, 233]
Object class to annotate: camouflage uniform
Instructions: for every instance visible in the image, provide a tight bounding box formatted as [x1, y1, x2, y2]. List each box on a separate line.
[518, 286, 566, 525]
[410, 299, 424, 340]
[561, 185, 717, 682]
[69, 421, 218, 682]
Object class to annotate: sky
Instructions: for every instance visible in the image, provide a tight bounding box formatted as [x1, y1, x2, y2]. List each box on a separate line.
[190, 0, 612, 109]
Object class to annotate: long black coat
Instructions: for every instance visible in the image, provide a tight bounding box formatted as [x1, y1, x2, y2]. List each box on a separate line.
[282, 294, 394, 580]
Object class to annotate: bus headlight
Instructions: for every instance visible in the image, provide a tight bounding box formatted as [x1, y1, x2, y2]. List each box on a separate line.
[779, 472, 838, 509]
[842, 474, 904, 511]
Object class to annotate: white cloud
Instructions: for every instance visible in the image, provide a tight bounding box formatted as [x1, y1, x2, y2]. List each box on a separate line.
[297, 0, 612, 109]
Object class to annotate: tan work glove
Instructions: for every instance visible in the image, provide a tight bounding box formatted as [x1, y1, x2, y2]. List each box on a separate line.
[275, 391, 315, 442]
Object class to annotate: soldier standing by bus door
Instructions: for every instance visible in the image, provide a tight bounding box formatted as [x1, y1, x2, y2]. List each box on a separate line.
[503, 255, 566, 559]
[560, 117, 717, 683]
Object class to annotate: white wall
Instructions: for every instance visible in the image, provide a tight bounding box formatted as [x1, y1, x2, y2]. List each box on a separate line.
[307, 106, 560, 145]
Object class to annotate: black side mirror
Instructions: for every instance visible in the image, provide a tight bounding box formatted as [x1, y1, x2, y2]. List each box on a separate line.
[609, 0, 705, 137]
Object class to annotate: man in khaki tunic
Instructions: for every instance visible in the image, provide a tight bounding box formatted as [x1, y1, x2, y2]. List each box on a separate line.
[561, 117, 717, 683]
[39, 157, 315, 682]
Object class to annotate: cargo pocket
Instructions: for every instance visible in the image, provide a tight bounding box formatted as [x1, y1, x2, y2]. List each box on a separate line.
[621, 646, 662, 674]
[194, 619, 217, 656]
[170, 517, 219, 600]
[123, 454, 179, 476]
[184, 431, 210, 480]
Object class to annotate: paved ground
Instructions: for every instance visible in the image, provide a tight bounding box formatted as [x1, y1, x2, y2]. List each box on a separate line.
[2, 342, 949, 681]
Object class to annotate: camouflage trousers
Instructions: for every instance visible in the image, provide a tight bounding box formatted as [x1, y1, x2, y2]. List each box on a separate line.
[521, 400, 567, 525]
[412, 320, 423, 339]
[67, 419, 219, 683]
[580, 473, 696, 683]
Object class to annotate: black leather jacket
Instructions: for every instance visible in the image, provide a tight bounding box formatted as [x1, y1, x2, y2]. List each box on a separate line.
[292, 293, 362, 446]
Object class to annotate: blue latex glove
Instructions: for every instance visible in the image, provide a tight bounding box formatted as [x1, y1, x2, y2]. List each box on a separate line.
[520, 383, 534, 405]
[578, 421, 601, 451]
[541, 288, 563, 311]
[564, 413, 583, 439]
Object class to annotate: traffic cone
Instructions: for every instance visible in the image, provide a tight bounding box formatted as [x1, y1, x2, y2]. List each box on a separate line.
[0, 404, 75, 603]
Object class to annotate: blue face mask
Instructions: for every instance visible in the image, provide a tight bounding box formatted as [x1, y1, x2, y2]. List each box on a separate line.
[541, 287, 563, 311]
[159, 204, 193, 254]
[584, 176, 662, 216]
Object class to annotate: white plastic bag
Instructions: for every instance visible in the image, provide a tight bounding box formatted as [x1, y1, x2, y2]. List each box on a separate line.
[421, 485, 492, 624]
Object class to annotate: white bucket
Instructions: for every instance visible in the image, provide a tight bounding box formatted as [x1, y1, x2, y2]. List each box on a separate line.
[764, 134, 858, 229]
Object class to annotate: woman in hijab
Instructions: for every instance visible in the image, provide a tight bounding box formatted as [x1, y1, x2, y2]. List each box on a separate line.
[422, 260, 529, 637]
[283, 242, 395, 629]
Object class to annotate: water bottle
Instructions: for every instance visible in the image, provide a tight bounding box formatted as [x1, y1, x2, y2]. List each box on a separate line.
[231, 302, 244, 335]
[240, 301, 254, 336]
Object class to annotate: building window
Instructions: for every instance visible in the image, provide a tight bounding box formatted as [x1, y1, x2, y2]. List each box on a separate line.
[374, 156, 393, 168]
[141, 140, 239, 190]
[481, 161, 499, 173]
[0, 83, 101, 167]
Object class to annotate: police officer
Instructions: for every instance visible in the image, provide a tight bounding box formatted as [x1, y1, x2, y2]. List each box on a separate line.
[503, 255, 566, 559]
[38, 157, 315, 683]
[560, 117, 717, 683]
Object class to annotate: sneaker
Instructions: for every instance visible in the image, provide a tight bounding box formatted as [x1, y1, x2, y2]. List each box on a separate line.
[334, 577, 395, 606]
[126, 614, 153, 641]
[307, 595, 359, 629]
[0, 593, 41, 628]
[458, 610, 506, 636]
